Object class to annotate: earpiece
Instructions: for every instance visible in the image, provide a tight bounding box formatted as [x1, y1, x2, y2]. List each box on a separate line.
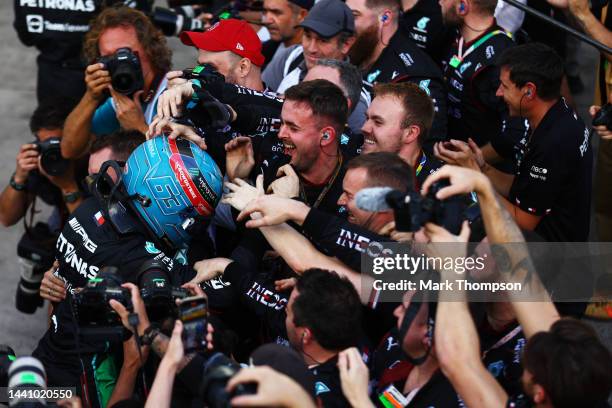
[381, 14, 389, 22]
[459, 1, 466, 13]
[322, 131, 331, 140]
[526, 89, 532, 96]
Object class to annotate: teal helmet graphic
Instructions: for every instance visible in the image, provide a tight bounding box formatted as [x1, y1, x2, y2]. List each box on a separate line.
[121, 136, 223, 249]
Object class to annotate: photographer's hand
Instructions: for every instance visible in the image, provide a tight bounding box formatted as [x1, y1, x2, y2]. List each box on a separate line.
[421, 165, 490, 200]
[267, 164, 300, 198]
[109, 283, 150, 337]
[144, 320, 184, 408]
[222, 175, 264, 212]
[227, 366, 316, 408]
[225, 136, 255, 181]
[84, 63, 111, 102]
[338, 347, 374, 408]
[147, 116, 207, 150]
[111, 89, 148, 134]
[590, 105, 612, 140]
[15, 143, 39, 184]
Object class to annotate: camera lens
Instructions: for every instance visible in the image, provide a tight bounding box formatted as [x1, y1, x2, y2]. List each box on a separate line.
[8, 356, 47, 407]
[113, 72, 134, 94]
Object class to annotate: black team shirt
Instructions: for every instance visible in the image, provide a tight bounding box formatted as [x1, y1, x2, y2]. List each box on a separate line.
[508, 98, 592, 242]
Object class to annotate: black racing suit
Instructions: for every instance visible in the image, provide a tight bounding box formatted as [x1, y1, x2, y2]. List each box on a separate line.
[32, 197, 193, 407]
[13, 0, 102, 102]
[362, 28, 448, 150]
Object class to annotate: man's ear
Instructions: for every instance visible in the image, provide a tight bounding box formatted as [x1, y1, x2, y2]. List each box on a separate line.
[532, 384, 547, 405]
[340, 35, 356, 56]
[238, 57, 252, 77]
[297, 8, 309, 23]
[320, 125, 336, 145]
[402, 124, 420, 145]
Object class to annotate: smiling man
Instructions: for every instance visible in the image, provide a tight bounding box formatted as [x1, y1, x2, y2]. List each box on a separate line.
[361, 82, 442, 189]
[262, 0, 356, 94]
[263, 79, 349, 216]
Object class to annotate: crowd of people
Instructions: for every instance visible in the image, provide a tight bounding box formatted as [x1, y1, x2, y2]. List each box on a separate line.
[4, 0, 612, 406]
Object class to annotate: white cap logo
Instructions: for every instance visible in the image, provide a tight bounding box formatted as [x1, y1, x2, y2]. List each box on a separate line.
[236, 42, 244, 51]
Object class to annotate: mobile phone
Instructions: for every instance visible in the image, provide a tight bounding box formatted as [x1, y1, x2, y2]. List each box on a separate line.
[179, 296, 208, 353]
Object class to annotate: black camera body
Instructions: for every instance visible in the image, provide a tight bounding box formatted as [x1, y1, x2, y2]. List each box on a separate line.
[390, 181, 465, 234]
[16, 222, 58, 314]
[72, 267, 132, 339]
[592, 103, 612, 131]
[139, 268, 188, 323]
[200, 353, 257, 408]
[98, 48, 144, 96]
[33, 137, 69, 176]
[181, 64, 225, 85]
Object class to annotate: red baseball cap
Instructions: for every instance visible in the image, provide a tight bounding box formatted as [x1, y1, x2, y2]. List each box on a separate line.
[180, 19, 265, 67]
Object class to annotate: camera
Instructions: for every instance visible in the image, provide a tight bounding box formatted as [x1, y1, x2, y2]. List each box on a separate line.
[151, 6, 205, 37]
[72, 267, 132, 339]
[32, 137, 69, 177]
[8, 356, 47, 407]
[98, 48, 144, 96]
[200, 353, 257, 408]
[391, 180, 466, 234]
[0, 345, 16, 388]
[181, 64, 225, 85]
[16, 222, 57, 313]
[138, 265, 188, 322]
[592, 103, 612, 131]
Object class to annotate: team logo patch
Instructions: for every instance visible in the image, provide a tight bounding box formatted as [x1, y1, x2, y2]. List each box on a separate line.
[315, 382, 330, 395]
[145, 241, 161, 254]
[418, 79, 431, 95]
[367, 69, 381, 83]
[416, 16, 430, 30]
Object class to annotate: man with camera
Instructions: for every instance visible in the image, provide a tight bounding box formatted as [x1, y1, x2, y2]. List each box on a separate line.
[32, 136, 222, 407]
[61, 6, 172, 160]
[0, 101, 83, 314]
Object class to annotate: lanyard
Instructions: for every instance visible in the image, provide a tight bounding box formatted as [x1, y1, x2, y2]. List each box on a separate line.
[299, 153, 343, 209]
[413, 151, 427, 190]
[449, 30, 511, 68]
[482, 325, 522, 359]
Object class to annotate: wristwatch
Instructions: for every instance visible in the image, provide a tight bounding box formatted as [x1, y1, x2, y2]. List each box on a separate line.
[9, 173, 27, 191]
[63, 191, 82, 203]
[139, 325, 161, 346]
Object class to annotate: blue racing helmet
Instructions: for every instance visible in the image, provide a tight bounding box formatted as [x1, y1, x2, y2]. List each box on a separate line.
[122, 136, 223, 250]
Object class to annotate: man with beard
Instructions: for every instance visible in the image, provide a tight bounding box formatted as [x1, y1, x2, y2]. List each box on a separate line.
[361, 82, 442, 189]
[346, 0, 447, 148]
[438, 0, 526, 159]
